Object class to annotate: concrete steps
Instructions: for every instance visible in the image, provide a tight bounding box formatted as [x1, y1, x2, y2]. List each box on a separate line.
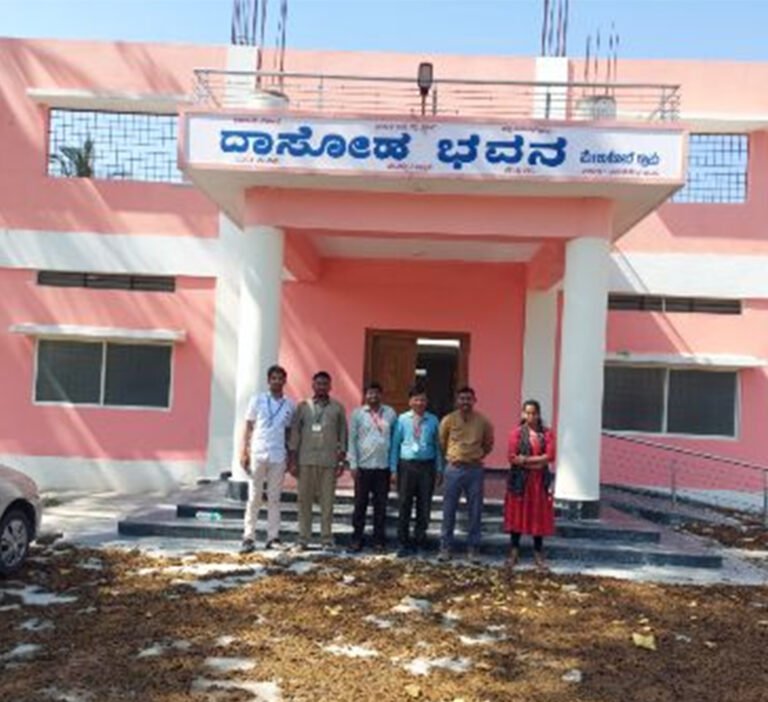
[117, 484, 724, 570]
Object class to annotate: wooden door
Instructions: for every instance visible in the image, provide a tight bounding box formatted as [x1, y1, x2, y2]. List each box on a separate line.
[367, 333, 418, 414]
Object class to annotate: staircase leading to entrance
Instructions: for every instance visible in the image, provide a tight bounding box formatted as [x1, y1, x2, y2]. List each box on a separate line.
[117, 480, 723, 570]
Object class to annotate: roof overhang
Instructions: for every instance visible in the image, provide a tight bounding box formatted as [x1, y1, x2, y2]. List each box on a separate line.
[180, 110, 687, 239]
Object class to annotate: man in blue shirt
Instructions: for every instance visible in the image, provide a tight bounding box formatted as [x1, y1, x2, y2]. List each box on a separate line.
[347, 382, 397, 553]
[389, 385, 443, 556]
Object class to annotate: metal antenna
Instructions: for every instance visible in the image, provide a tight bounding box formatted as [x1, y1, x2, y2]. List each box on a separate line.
[562, 0, 569, 56]
[547, 0, 556, 56]
[541, 0, 550, 56]
[256, 0, 269, 73]
[594, 28, 600, 90]
[232, 0, 258, 45]
[278, 0, 288, 75]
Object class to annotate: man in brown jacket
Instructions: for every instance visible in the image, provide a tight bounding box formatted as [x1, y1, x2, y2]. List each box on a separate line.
[288, 371, 348, 550]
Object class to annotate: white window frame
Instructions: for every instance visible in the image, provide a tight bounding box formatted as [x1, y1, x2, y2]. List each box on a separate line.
[32, 337, 175, 412]
[603, 363, 740, 441]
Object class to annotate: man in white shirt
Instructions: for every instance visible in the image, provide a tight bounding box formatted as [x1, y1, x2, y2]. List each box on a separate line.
[240, 364, 295, 554]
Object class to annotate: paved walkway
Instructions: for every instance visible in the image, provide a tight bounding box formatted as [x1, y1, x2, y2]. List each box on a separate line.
[38, 486, 768, 587]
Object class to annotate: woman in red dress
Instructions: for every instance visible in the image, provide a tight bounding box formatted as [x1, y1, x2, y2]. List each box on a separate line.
[504, 399, 556, 570]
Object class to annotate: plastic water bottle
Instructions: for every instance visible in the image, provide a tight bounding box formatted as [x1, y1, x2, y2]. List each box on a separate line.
[194, 510, 223, 522]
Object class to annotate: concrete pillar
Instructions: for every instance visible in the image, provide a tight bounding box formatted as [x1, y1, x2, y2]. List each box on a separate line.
[203, 215, 241, 480]
[229, 225, 285, 481]
[521, 288, 558, 423]
[555, 237, 610, 517]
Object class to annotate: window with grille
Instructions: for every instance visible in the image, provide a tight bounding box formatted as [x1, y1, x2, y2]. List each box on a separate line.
[602, 365, 737, 437]
[672, 133, 748, 204]
[47, 109, 184, 184]
[35, 339, 172, 408]
[37, 271, 175, 293]
[608, 294, 741, 315]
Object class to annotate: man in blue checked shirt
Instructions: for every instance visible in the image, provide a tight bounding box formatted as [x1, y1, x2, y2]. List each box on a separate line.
[390, 385, 444, 556]
[347, 382, 397, 553]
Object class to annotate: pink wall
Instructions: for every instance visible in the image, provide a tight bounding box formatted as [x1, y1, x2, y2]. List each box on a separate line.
[617, 131, 768, 256]
[0, 268, 216, 460]
[604, 301, 768, 466]
[0, 38, 224, 236]
[281, 258, 526, 467]
[573, 58, 768, 116]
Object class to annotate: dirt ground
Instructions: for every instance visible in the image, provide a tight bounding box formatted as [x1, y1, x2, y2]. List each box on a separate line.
[1, 545, 767, 702]
[681, 516, 768, 551]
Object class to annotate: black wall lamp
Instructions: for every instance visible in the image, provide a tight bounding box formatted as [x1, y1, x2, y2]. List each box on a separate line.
[417, 62, 434, 116]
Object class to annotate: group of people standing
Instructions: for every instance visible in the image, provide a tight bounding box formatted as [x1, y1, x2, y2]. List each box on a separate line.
[240, 364, 556, 569]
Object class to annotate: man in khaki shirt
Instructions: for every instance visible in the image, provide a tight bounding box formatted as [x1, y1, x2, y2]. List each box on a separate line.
[288, 371, 348, 550]
[438, 386, 494, 562]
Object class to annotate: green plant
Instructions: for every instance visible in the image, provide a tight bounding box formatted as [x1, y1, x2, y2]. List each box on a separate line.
[49, 137, 95, 178]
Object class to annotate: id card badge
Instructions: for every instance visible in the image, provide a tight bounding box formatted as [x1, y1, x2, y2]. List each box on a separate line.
[410, 441, 420, 453]
[311, 423, 323, 433]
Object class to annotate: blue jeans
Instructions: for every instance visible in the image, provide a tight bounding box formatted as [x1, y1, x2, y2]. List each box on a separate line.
[441, 463, 484, 549]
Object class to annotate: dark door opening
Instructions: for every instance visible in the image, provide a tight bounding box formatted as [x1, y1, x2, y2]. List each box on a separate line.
[415, 338, 461, 418]
[365, 330, 469, 418]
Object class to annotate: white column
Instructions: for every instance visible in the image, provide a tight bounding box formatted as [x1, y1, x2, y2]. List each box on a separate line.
[521, 288, 558, 423]
[230, 225, 285, 480]
[555, 237, 610, 510]
[204, 214, 242, 479]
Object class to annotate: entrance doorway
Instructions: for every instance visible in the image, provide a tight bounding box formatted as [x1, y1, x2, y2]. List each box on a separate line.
[364, 329, 470, 416]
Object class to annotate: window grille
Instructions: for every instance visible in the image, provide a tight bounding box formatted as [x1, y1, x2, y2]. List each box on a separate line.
[35, 339, 172, 409]
[37, 271, 175, 293]
[603, 365, 737, 437]
[47, 109, 183, 184]
[672, 133, 748, 204]
[608, 294, 741, 315]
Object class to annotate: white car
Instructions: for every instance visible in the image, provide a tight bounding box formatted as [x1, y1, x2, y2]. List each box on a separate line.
[0, 466, 42, 576]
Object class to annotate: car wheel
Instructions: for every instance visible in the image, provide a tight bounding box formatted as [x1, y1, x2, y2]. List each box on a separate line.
[0, 508, 32, 576]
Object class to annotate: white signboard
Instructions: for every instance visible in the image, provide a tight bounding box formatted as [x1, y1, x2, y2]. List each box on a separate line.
[186, 113, 685, 181]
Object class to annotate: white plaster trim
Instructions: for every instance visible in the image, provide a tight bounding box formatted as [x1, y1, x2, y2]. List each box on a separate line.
[10, 323, 185, 344]
[610, 252, 768, 299]
[0, 454, 203, 494]
[606, 352, 766, 369]
[679, 111, 768, 133]
[0, 227, 292, 281]
[0, 228, 235, 277]
[27, 87, 191, 115]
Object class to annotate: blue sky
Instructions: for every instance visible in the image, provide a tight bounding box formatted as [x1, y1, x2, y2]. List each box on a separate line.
[2, 0, 767, 60]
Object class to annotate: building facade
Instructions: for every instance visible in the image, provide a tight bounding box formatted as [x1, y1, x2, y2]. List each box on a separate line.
[1, 37, 765, 510]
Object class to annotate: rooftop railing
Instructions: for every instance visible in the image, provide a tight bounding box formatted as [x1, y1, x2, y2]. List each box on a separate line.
[192, 69, 681, 123]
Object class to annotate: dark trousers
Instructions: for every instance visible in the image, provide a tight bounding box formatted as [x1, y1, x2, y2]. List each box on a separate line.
[397, 460, 436, 547]
[352, 468, 390, 545]
[441, 463, 484, 549]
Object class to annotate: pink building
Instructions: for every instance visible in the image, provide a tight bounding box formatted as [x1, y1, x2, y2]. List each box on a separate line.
[1, 37, 765, 513]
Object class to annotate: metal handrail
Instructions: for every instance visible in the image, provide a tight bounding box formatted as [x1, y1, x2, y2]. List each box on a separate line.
[602, 430, 768, 474]
[191, 68, 681, 123]
[194, 68, 680, 92]
[602, 430, 768, 524]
